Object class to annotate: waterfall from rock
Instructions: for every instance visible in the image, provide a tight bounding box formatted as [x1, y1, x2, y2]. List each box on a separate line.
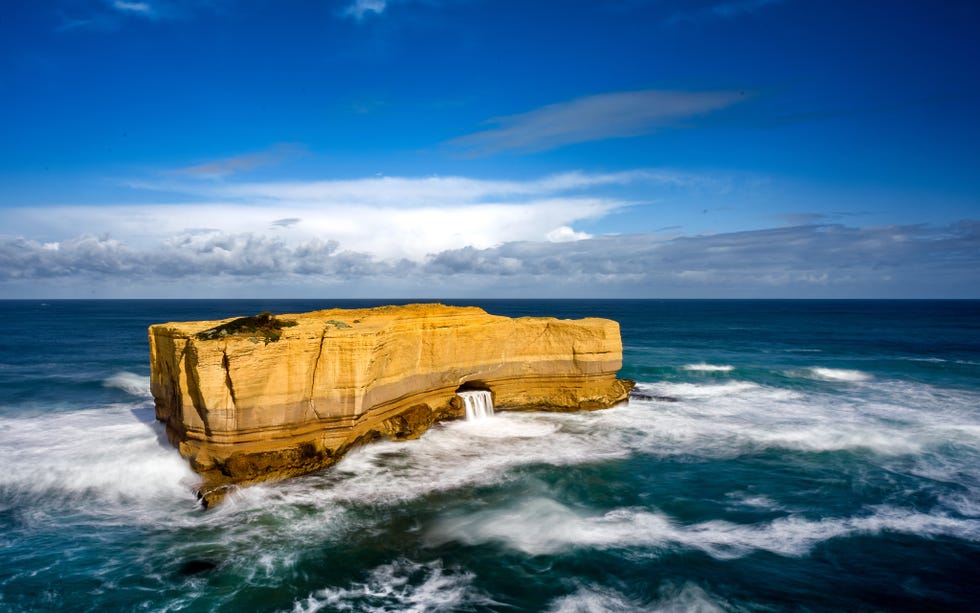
[458, 390, 494, 421]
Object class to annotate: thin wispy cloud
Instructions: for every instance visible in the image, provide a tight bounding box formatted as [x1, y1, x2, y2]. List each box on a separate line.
[667, 0, 784, 25]
[52, 0, 195, 30]
[340, 0, 452, 21]
[708, 0, 782, 18]
[447, 90, 748, 156]
[112, 1, 153, 15]
[133, 168, 693, 206]
[174, 143, 306, 179]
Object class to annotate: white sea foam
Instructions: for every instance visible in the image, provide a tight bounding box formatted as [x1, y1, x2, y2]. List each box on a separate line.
[800, 367, 873, 382]
[549, 583, 735, 613]
[291, 559, 494, 613]
[3, 362, 978, 601]
[103, 371, 151, 397]
[755, 426, 923, 455]
[547, 584, 649, 613]
[626, 378, 979, 459]
[682, 363, 735, 372]
[0, 404, 197, 515]
[648, 582, 731, 613]
[939, 492, 980, 517]
[634, 381, 761, 400]
[452, 416, 559, 439]
[724, 492, 787, 512]
[428, 497, 980, 558]
[11, 368, 965, 547]
[287, 414, 629, 508]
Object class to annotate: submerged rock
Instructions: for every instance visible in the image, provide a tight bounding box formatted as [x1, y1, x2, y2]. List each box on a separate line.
[149, 303, 634, 505]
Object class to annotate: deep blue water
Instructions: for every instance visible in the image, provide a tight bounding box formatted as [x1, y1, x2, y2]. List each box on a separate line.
[1, 299, 979, 612]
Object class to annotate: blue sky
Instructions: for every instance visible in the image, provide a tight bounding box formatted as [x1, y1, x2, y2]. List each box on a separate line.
[1, 0, 978, 297]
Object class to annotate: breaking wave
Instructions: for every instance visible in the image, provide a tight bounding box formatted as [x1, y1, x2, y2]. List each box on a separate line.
[0, 404, 197, 514]
[428, 497, 980, 558]
[103, 371, 151, 397]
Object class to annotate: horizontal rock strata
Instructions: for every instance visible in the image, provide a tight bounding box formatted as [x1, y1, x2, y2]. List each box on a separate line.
[148, 303, 633, 506]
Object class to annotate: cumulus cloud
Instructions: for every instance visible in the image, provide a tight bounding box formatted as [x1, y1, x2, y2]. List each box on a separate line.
[546, 226, 592, 242]
[0, 231, 384, 281]
[7, 171, 679, 261]
[0, 199, 615, 262]
[447, 89, 747, 155]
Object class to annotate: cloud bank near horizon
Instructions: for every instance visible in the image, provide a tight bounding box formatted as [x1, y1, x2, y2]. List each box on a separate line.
[2, 220, 977, 298]
[2, 169, 977, 298]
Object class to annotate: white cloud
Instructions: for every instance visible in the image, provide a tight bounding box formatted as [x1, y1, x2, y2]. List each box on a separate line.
[546, 226, 592, 242]
[344, 0, 388, 20]
[1, 171, 654, 261]
[5, 167, 976, 298]
[159, 169, 667, 206]
[3, 221, 977, 298]
[420, 222, 980, 297]
[448, 89, 747, 155]
[0, 199, 614, 261]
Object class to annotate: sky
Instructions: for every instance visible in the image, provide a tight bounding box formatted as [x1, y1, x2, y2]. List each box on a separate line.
[1, 0, 978, 298]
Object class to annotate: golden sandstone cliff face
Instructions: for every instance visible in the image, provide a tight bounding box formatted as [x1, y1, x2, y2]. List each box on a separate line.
[148, 304, 633, 506]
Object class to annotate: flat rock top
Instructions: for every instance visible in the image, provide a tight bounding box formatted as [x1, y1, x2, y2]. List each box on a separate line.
[151, 303, 614, 339]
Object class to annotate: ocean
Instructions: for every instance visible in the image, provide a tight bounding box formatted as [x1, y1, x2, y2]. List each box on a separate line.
[1, 299, 978, 612]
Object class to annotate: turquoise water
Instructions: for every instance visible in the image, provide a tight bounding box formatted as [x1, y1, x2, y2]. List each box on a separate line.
[1, 300, 979, 611]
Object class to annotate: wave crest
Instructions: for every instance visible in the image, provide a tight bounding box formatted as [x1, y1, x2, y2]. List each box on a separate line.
[799, 367, 873, 382]
[103, 371, 151, 397]
[682, 363, 735, 372]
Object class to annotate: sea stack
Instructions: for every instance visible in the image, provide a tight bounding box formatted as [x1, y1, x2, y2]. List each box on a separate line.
[148, 304, 633, 506]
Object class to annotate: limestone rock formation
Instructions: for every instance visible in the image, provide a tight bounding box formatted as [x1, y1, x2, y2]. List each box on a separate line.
[149, 303, 633, 506]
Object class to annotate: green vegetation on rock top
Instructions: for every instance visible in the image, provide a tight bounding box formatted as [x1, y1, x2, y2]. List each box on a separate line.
[195, 312, 298, 343]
